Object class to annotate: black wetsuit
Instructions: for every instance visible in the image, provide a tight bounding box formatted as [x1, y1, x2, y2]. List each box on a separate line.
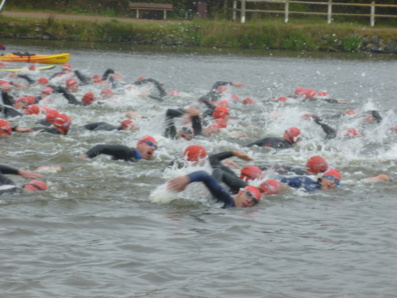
[83, 122, 121, 132]
[132, 78, 167, 102]
[259, 165, 307, 176]
[49, 85, 84, 106]
[163, 108, 202, 139]
[198, 81, 234, 103]
[31, 127, 62, 134]
[0, 165, 21, 195]
[312, 115, 337, 139]
[85, 145, 141, 162]
[245, 137, 294, 149]
[1, 91, 22, 118]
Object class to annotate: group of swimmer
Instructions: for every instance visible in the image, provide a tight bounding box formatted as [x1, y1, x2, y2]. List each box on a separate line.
[1, 61, 394, 207]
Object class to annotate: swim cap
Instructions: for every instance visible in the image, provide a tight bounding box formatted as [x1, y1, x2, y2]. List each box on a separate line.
[240, 165, 263, 181]
[276, 96, 288, 102]
[24, 105, 40, 115]
[213, 118, 227, 128]
[137, 77, 145, 81]
[82, 92, 95, 105]
[322, 168, 341, 185]
[25, 95, 36, 105]
[230, 94, 240, 101]
[101, 88, 112, 96]
[207, 124, 220, 133]
[212, 106, 229, 119]
[283, 127, 301, 143]
[0, 120, 12, 134]
[242, 97, 255, 105]
[306, 155, 328, 174]
[345, 128, 362, 138]
[183, 145, 207, 162]
[53, 114, 72, 130]
[62, 63, 72, 71]
[120, 120, 134, 130]
[45, 109, 60, 124]
[294, 87, 306, 97]
[15, 97, 29, 106]
[217, 100, 229, 107]
[242, 185, 262, 202]
[167, 90, 180, 96]
[316, 91, 328, 97]
[29, 65, 36, 71]
[92, 74, 102, 83]
[66, 78, 78, 88]
[41, 87, 54, 95]
[259, 179, 283, 195]
[38, 77, 49, 85]
[23, 180, 47, 191]
[344, 110, 356, 116]
[137, 136, 157, 148]
[305, 89, 316, 98]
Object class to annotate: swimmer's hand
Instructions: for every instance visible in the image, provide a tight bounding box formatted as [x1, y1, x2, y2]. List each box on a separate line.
[232, 151, 253, 161]
[18, 170, 42, 179]
[167, 176, 190, 192]
[78, 154, 88, 159]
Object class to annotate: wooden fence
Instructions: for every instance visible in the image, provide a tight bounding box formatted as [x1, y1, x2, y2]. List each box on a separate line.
[231, 0, 397, 26]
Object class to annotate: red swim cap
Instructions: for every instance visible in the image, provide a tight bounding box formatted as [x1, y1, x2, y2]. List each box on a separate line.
[240, 165, 263, 181]
[101, 88, 112, 95]
[41, 87, 54, 95]
[259, 179, 283, 195]
[277, 96, 288, 102]
[183, 145, 207, 162]
[208, 124, 220, 133]
[306, 155, 328, 174]
[38, 77, 49, 85]
[213, 118, 227, 128]
[242, 185, 262, 202]
[305, 89, 316, 98]
[53, 114, 71, 130]
[137, 136, 157, 148]
[230, 94, 240, 101]
[24, 105, 40, 115]
[344, 110, 356, 116]
[15, 97, 29, 106]
[66, 78, 78, 88]
[283, 127, 301, 143]
[213, 106, 229, 119]
[25, 95, 36, 105]
[217, 100, 229, 107]
[0, 120, 12, 134]
[322, 168, 341, 185]
[316, 91, 328, 97]
[120, 120, 134, 130]
[62, 63, 72, 71]
[345, 128, 362, 138]
[295, 87, 306, 97]
[82, 92, 95, 105]
[29, 65, 36, 71]
[23, 180, 47, 191]
[45, 109, 60, 124]
[242, 97, 255, 105]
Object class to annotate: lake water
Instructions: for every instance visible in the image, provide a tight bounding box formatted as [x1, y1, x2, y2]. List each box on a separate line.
[1, 41, 397, 297]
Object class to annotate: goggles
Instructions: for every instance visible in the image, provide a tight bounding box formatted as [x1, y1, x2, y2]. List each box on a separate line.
[244, 191, 259, 205]
[139, 140, 158, 150]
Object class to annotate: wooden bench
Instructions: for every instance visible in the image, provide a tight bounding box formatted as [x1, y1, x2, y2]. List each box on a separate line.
[128, 3, 173, 20]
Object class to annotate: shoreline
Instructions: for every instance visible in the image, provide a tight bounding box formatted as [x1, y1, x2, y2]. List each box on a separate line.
[1, 11, 397, 54]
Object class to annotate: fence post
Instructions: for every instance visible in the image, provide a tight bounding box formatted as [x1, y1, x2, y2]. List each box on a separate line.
[233, 0, 237, 22]
[370, 1, 375, 27]
[241, 0, 246, 23]
[327, 0, 332, 24]
[285, 0, 289, 23]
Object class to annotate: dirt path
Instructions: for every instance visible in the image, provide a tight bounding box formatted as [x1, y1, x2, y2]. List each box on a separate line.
[1, 11, 185, 24]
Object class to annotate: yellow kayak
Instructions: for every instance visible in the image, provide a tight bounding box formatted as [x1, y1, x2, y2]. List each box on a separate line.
[0, 52, 70, 64]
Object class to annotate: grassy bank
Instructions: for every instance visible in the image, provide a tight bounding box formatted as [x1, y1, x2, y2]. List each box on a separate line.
[1, 15, 396, 53]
